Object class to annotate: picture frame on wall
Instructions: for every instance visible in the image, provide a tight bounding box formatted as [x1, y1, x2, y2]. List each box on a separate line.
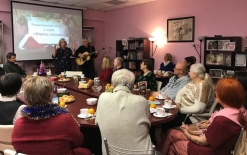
[167, 16, 195, 42]
[235, 53, 246, 66]
[209, 69, 223, 78]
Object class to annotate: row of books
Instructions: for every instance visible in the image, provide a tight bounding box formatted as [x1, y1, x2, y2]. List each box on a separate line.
[123, 61, 142, 70]
[116, 51, 143, 60]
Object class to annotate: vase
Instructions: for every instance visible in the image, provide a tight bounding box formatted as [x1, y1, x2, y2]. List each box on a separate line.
[178, 34, 183, 40]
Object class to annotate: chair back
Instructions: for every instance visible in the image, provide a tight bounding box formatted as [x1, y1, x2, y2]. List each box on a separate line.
[208, 99, 217, 114]
[0, 125, 14, 151]
[104, 138, 155, 155]
[64, 71, 82, 77]
[156, 81, 162, 91]
[232, 128, 246, 155]
[4, 149, 26, 155]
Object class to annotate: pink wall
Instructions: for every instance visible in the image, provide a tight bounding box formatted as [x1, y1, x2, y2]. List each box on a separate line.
[0, 0, 12, 60]
[83, 9, 105, 75]
[104, 0, 247, 69]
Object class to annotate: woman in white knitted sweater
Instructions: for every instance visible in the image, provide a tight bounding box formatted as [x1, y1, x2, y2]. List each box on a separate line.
[160, 63, 215, 135]
[175, 63, 215, 114]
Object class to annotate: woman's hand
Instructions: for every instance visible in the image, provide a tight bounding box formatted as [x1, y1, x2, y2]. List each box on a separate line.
[180, 122, 189, 130]
[198, 120, 210, 129]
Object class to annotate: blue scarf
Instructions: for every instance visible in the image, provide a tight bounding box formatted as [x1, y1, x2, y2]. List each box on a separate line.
[22, 103, 69, 120]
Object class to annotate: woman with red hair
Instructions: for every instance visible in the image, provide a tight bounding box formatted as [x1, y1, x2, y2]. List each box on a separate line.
[158, 78, 247, 155]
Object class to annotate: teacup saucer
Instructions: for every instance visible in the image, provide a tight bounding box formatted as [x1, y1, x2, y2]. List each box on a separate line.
[162, 105, 176, 109]
[155, 96, 165, 100]
[153, 113, 167, 118]
[77, 114, 90, 119]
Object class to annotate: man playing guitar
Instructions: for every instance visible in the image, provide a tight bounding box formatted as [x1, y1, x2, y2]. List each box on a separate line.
[75, 38, 98, 79]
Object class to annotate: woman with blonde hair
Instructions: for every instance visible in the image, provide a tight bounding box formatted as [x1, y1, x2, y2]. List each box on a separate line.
[12, 77, 91, 155]
[160, 53, 174, 72]
[99, 56, 113, 82]
[52, 38, 75, 74]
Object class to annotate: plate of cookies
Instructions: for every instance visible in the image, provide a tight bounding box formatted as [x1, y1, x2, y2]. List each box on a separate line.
[58, 78, 70, 82]
[59, 95, 75, 103]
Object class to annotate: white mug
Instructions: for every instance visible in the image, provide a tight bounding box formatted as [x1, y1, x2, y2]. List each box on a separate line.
[81, 74, 85, 78]
[156, 108, 165, 116]
[154, 70, 157, 74]
[164, 100, 172, 108]
[80, 109, 88, 117]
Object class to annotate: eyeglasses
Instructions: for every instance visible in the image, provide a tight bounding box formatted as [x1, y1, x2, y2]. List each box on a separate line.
[174, 67, 182, 70]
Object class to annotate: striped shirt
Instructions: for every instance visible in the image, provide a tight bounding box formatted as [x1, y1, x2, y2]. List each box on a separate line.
[161, 75, 190, 100]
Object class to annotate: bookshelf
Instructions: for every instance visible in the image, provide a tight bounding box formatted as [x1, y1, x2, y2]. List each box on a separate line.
[204, 36, 243, 78]
[116, 38, 150, 73]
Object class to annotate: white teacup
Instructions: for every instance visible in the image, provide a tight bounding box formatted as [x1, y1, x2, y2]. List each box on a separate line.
[157, 94, 164, 99]
[164, 100, 172, 108]
[154, 70, 157, 74]
[81, 74, 85, 78]
[156, 108, 165, 116]
[80, 108, 88, 117]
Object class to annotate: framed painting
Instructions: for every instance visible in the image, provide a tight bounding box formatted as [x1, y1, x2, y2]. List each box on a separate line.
[167, 16, 195, 42]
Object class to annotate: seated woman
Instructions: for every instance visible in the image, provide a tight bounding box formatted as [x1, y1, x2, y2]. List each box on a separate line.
[96, 69, 153, 154]
[188, 71, 247, 131]
[98, 56, 113, 83]
[135, 59, 157, 91]
[160, 53, 174, 72]
[161, 63, 215, 134]
[12, 77, 91, 155]
[158, 78, 247, 155]
[0, 73, 25, 125]
[184, 56, 196, 73]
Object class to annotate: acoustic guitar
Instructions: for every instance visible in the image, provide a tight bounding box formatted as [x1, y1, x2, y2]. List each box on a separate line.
[75, 48, 105, 66]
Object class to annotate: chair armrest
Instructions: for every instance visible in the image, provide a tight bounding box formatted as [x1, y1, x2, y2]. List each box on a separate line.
[192, 113, 211, 117]
[183, 114, 192, 122]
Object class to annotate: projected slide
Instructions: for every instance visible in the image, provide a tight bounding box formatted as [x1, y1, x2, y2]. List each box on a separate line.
[12, 2, 82, 61]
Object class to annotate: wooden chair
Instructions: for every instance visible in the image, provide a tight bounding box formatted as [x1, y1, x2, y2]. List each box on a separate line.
[156, 81, 162, 91]
[231, 128, 246, 155]
[0, 125, 14, 152]
[104, 138, 155, 155]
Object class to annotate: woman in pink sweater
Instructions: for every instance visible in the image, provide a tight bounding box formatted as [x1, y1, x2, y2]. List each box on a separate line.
[12, 77, 91, 155]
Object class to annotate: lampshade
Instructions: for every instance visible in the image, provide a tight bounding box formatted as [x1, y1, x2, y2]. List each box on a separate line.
[197, 36, 204, 41]
[149, 37, 156, 42]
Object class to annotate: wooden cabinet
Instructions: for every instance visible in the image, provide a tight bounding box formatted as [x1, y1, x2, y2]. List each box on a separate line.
[204, 36, 243, 78]
[116, 38, 150, 73]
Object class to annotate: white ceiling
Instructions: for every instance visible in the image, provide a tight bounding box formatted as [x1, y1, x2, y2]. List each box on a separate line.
[21, 0, 156, 11]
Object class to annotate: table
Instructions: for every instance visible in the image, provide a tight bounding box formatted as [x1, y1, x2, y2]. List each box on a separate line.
[17, 78, 178, 153]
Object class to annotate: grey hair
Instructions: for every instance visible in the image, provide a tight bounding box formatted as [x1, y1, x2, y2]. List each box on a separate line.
[190, 63, 214, 89]
[111, 69, 135, 89]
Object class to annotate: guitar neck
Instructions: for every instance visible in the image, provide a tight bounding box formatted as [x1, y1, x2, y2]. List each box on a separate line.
[88, 51, 97, 56]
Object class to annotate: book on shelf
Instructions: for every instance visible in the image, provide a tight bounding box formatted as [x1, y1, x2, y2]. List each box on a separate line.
[206, 53, 224, 65]
[129, 52, 136, 60]
[206, 40, 218, 50]
[224, 54, 231, 66]
[137, 51, 143, 60]
[223, 42, 236, 51]
[129, 61, 136, 69]
[218, 40, 230, 50]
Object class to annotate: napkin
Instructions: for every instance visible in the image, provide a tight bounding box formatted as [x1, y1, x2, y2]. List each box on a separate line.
[148, 101, 161, 104]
